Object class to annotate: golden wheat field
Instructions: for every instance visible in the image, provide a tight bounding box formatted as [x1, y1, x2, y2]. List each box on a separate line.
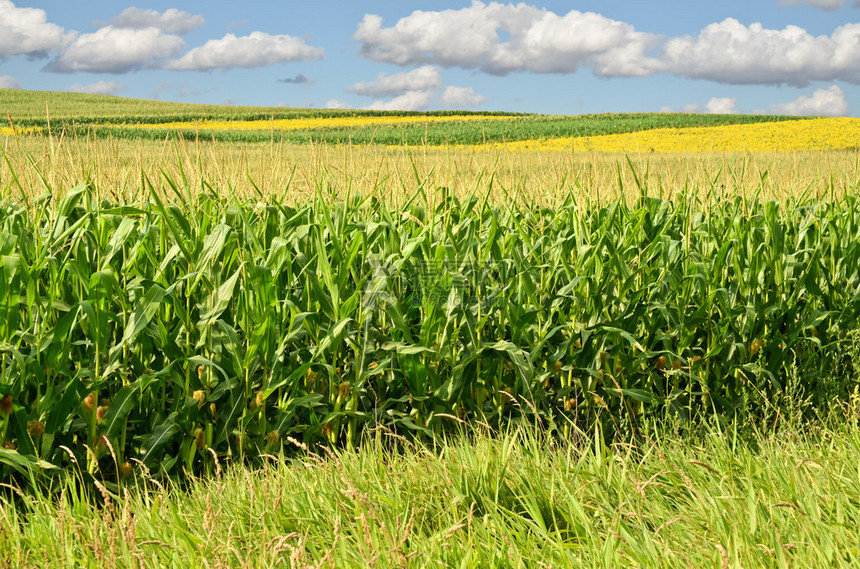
[2, 130, 858, 207]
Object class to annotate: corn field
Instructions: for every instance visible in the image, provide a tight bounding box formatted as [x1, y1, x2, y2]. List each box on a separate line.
[0, 163, 859, 488]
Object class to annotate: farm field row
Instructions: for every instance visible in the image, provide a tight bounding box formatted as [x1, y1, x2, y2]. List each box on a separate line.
[3, 113, 813, 147]
[2, 90, 815, 146]
[4, 92, 858, 152]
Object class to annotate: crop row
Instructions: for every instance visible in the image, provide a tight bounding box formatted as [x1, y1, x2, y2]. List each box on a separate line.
[0, 176, 859, 488]
[3, 107, 809, 146]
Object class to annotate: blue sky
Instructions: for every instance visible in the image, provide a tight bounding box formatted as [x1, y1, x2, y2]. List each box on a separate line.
[1, 0, 859, 115]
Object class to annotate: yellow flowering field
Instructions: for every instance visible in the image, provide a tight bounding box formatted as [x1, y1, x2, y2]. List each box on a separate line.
[0, 125, 40, 136]
[476, 117, 860, 153]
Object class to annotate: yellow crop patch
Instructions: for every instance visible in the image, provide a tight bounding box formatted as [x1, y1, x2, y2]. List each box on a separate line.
[473, 117, 860, 153]
[0, 126, 41, 136]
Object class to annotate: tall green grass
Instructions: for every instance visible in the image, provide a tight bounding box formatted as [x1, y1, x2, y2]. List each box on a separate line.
[2, 420, 859, 568]
[0, 161, 858, 489]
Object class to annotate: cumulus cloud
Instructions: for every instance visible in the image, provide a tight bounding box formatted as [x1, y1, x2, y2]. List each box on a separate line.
[354, 2, 663, 77]
[46, 26, 185, 73]
[779, 0, 850, 10]
[324, 99, 351, 109]
[344, 64, 486, 110]
[0, 75, 21, 89]
[662, 18, 860, 86]
[279, 73, 312, 84]
[665, 86, 847, 116]
[441, 86, 487, 108]
[64, 80, 126, 96]
[163, 31, 323, 70]
[768, 85, 848, 115]
[347, 66, 441, 96]
[352, 85, 486, 111]
[108, 7, 204, 35]
[661, 97, 738, 114]
[0, 0, 69, 58]
[364, 90, 436, 111]
[704, 97, 739, 114]
[356, 4, 860, 87]
[148, 81, 217, 100]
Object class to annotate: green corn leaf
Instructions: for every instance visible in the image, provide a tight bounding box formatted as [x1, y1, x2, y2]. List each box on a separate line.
[198, 265, 243, 328]
[0, 447, 58, 476]
[100, 381, 141, 441]
[141, 412, 182, 468]
[121, 284, 167, 345]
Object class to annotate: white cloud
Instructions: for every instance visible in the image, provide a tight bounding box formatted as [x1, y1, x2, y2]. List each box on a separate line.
[46, 26, 185, 73]
[779, 0, 847, 10]
[356, 4, 860, 86]
[354, 2, 663, 77]
[768, 85, 848, 115]
[345, 66, 486, 110]
[163, 31, 323, 70]
[662, 97, 738, 114]
[279, 73, 313, 84]
[662, 18, 860, 86]
[0, 0, 69, 58]
[347, 65, 441, 97]
[664, 87, 847, 116]
[324, 99, 351, 109]
[441, 86, 486, 108]
[64, 80, 126, 96]
[147, 81, 217, 100]
[109, 7, 204, 35]
[0, 75, 21, 89]
[364, 90, 435, 111]
[705, 97, 738, 114]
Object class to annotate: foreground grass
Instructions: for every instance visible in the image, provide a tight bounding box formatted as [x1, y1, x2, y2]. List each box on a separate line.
[2, 417, 859, 568]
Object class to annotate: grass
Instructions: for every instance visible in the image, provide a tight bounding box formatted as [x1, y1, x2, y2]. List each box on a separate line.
[2, 415, 860, 568]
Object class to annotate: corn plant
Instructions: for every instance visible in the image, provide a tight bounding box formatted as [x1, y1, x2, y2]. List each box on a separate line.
[0, 167, 858, 490]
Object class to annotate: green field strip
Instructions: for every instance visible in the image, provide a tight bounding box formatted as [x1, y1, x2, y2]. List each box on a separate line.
[2, 89, 810, 146]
